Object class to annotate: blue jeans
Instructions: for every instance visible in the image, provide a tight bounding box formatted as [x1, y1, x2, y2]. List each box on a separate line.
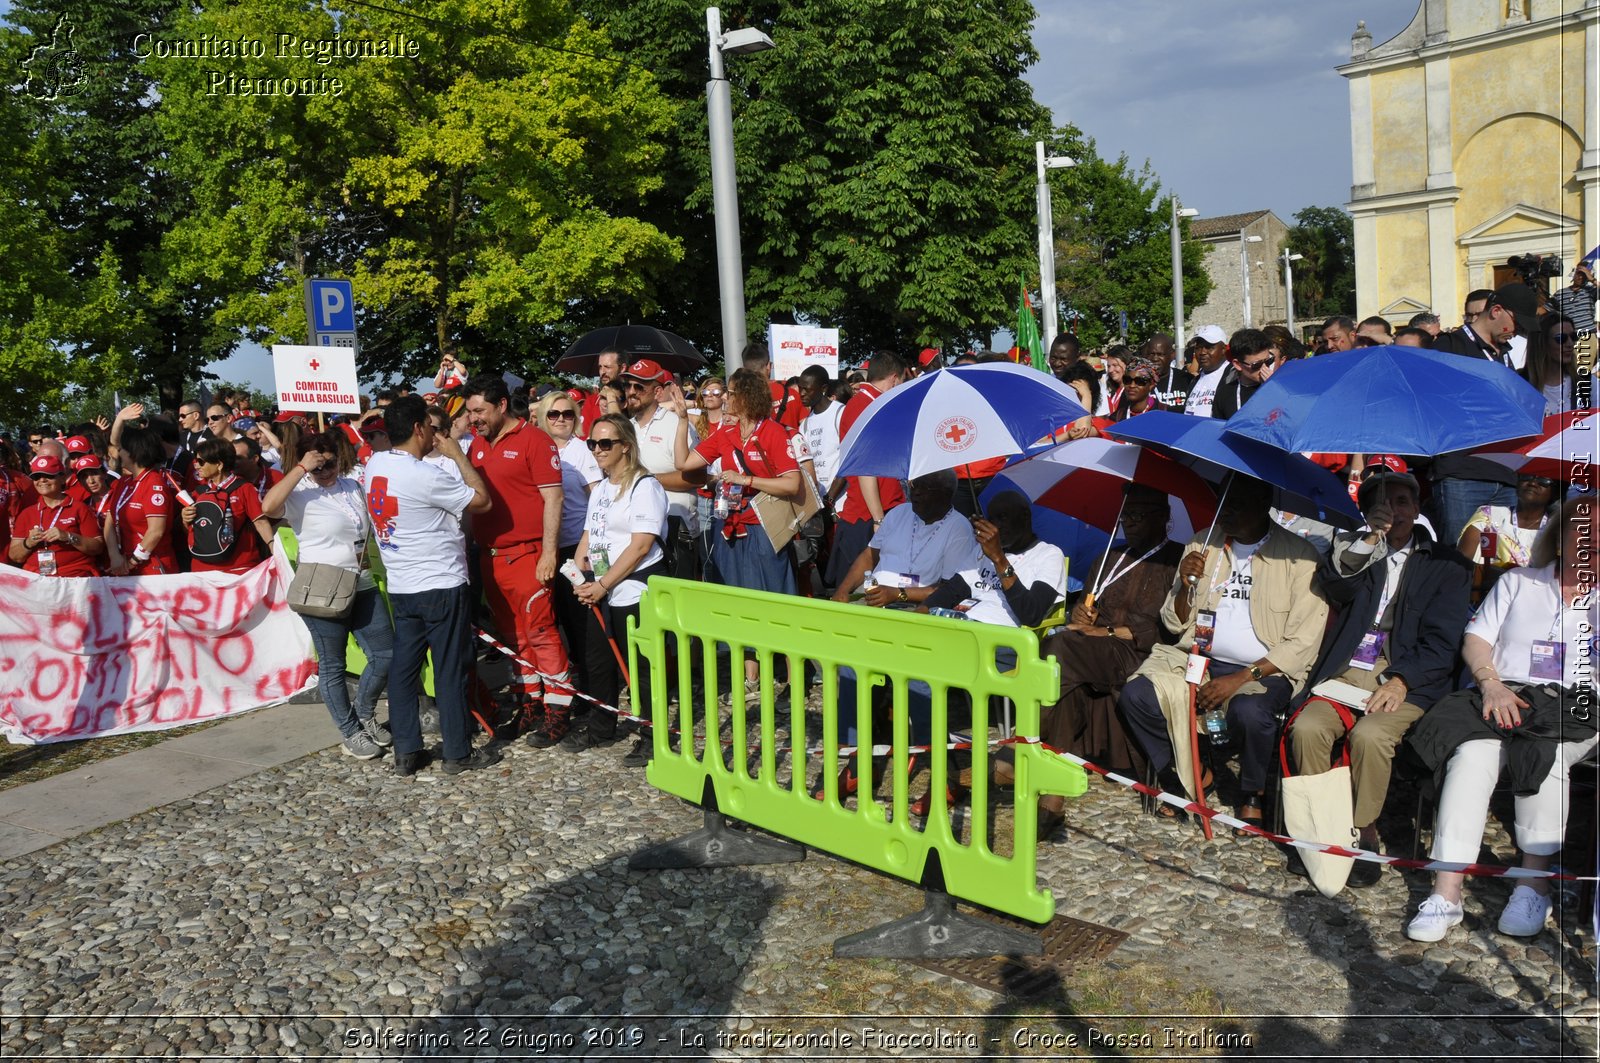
[389, 583, 474, 760]
[1429, 477, 1516, 548]
[300, 586, 394, 739]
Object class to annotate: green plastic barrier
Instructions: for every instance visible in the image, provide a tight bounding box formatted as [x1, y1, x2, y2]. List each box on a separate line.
[277, 526, 432, 696]
[630, 578, 1087, 928]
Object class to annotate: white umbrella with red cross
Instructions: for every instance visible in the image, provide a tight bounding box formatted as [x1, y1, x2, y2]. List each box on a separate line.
[834, 362, 1089, 480]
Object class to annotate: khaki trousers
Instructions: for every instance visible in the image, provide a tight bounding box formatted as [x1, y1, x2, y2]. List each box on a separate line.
[1289, 659, 1422, 829]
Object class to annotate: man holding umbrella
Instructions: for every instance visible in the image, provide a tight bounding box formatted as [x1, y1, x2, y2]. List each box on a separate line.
[1286, 463, 1472, 886]
[1118, 475, 1328, 830]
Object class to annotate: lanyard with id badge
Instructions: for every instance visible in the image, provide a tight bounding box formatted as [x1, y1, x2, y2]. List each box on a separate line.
[1349, 549, 1407, 671]
[34, 503, 68, 576]
[1529, 611, 1570, 683]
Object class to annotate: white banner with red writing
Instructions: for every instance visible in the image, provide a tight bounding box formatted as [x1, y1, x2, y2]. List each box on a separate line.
[0, 553, 316, 745]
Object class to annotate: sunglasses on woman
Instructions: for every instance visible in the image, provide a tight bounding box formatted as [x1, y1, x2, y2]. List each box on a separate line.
[548, 408, 577, 420]
[586, 438, 620, 452]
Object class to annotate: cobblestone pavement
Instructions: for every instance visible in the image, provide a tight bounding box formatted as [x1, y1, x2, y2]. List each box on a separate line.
[0, 695, 1596, 1061]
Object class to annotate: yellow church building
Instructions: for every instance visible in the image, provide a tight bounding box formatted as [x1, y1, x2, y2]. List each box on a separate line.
[1340, 0, 1596, 324]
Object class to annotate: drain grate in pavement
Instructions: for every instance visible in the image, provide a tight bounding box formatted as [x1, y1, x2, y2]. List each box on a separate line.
[907, 909, 1127, 1000]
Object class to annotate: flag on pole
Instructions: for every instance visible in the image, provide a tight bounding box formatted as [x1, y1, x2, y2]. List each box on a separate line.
[1581, 243, 1600, 272]
[1015, 275, 1044, 372]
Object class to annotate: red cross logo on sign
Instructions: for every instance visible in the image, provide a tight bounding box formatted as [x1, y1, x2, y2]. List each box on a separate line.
[308, 359, 321, 372]
[934, 415, 978, 453]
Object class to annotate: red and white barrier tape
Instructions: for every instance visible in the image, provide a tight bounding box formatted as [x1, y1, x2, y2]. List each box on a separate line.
[472, 628, 1596, 882]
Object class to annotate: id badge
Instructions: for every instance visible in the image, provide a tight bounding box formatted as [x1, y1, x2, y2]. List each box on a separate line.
[1193, 609, 1216, 656]
[1349, 630, 1386, 671]
[1529, 640, 1565, 682]
[591, 545, 611, 580]
[954, 598, 980, 614]
[1185, 652, 1210, 685]
[36, 549, 56, 577]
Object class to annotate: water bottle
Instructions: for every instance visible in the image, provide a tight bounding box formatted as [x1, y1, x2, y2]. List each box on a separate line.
[1202, 707, 1228, 745]
[927, 607, 969, 621]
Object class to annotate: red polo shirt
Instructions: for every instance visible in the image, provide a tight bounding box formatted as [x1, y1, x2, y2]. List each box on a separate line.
[13, 497, 101, 577]
[770, 380, 804, 432]
[108, 469, 179, 572]
[837, 383, 905, 524]
[468, 418, 562, 550]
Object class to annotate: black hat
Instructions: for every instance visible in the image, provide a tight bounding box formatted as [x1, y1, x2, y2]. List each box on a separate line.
[1486, 284, 1540, 336]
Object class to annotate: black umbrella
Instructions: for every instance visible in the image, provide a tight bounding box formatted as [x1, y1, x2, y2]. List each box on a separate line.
[555, 325, 707, 376]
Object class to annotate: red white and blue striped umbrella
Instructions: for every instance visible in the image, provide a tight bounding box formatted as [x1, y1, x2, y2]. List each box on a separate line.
[834, 362, 1089, 480]
[990, 437, 1219, 544]
[1474, 410, 1598, 485]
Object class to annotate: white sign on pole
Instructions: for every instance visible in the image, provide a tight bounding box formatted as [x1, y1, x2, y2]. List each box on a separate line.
[272, 344, 362, 414]
[768, 324, 840, 380]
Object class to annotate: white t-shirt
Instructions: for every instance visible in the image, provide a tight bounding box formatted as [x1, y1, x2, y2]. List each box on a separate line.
[557, 436, 602, 548]
[282, 476, 377, 591]
[870, 505, 978, 588]
[1467, 562, 1598, 687]
[421, 451, 464, 483]
[363, 449, 477, 594]
[953, 539, 1066, 627]
[632, 405, 699, 530]
[584, 474, 669, 608]
[1185, 364, 1229, 418]
[800, 401, 846, 493]
[1209, 536, 1273, 666]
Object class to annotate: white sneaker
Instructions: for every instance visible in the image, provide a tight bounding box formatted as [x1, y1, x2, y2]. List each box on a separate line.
[1496, 884, 1552, 937]
[1405, 893, 1464, 942]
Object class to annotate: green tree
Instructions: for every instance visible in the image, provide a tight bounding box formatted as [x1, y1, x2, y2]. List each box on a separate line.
[1, 0, 234, 420]
[581, 0, 1054, 358]
[1047, 131, 1212, 348]
[1285, 206, 1355, 318]
[146, 0, 683, 384]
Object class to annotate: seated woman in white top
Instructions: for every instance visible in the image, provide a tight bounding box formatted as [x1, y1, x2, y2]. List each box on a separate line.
[1405, 498, 1599, 943]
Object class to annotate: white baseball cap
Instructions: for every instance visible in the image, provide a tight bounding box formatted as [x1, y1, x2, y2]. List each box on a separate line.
[1195, 325, 1227, 345]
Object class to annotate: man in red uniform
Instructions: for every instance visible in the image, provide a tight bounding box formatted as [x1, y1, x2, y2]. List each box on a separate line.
[7, 455, 104, 577]
[823, 349, 911, 589]
[578, 348, 623, 437]
[462, 373, 573, 745]
[233, 437, 284, 496]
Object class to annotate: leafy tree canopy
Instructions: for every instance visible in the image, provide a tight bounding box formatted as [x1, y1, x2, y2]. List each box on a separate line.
[1285, 205, 1355, 319]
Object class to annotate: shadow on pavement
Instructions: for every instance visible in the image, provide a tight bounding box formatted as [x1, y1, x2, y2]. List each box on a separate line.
[390, 853, 776, 1059]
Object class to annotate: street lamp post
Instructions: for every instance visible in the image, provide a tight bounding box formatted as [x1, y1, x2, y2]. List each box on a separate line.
[705, 7, 774, 373]
[1170, 200, 1198, 348]
[1239, 234, 1263, 329]
[1034, 142, 1075, 353]
[1281, 250, 1305, 335]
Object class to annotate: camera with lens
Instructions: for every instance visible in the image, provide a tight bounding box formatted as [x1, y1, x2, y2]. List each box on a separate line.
[1506, 253, 1563, 284]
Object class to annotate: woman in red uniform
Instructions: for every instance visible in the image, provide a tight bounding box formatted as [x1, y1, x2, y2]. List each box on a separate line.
[181, 437, 273, 574]
[103, 426, 180, 575]
[7, 455, 104, 576]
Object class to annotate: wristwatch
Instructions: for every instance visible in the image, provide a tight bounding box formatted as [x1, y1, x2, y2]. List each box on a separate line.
[896, 587, 908, 603]
[998, 564, 1016, 581]
[1248, 664, 1265, 681]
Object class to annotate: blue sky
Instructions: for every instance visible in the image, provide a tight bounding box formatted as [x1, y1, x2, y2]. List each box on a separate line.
[7, 0, 1422, 391]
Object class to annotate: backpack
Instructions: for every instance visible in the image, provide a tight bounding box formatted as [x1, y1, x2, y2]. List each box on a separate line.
[189, 483, 239, 561]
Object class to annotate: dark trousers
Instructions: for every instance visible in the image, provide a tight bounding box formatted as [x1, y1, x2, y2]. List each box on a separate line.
[1117, 660, 1292, 794]
[580, 600, 651, 740]
[389, 583, 475, 760]
[550, 543, 589, 693]
[666, 515, 702, 581]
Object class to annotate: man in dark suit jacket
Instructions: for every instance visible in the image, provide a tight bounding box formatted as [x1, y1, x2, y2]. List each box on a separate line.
[1424, 283, 1540, 544]
[1288, 464, 1472, 885]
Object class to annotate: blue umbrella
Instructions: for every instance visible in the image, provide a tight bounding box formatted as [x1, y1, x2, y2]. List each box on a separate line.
[834, 362, 1089, 480]
[1222, 345, 1545, 456]
[1105, 412, 1363, 528]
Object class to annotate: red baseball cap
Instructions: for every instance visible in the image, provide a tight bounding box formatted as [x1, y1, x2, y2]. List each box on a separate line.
[72, 455, 105, 474]
[339, 423, 364, 449]
[1366, 454, 1407, 476]
[621, 358, 670, 384]
[566, 387, 585, 404]
[63, 435, 92, 455]
[29, 454, 65, 476]
[918, 347, 941, 369]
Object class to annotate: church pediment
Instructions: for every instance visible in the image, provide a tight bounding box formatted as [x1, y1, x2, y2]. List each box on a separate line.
[1459, 204, 1579, 244]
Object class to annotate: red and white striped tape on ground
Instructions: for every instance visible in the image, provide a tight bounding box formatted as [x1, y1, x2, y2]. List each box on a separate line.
[472, 628, 1597, 884]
